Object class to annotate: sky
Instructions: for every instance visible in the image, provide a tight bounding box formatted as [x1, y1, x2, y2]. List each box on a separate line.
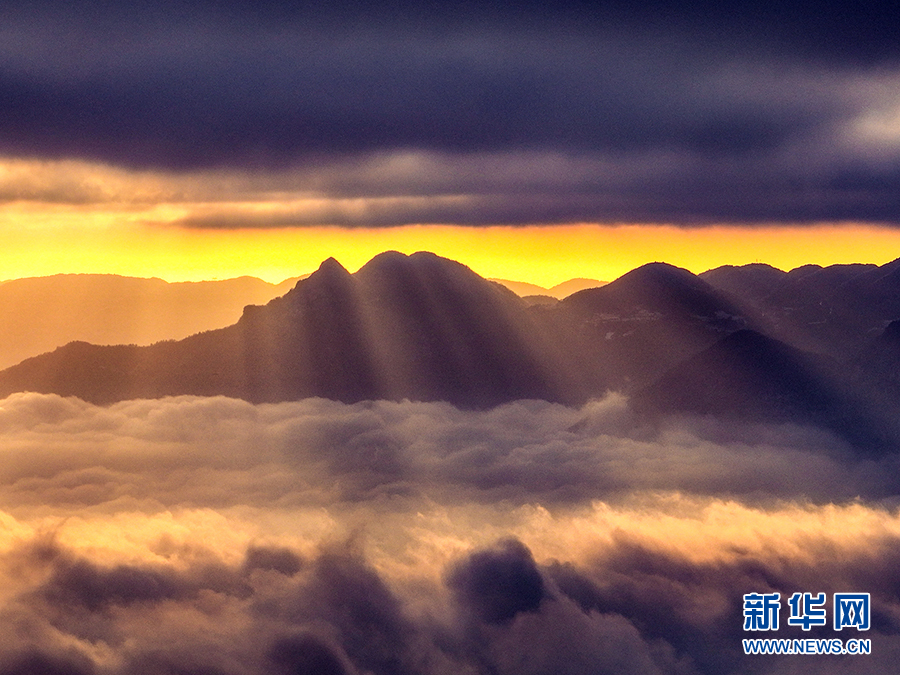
[2, 0, 900, 284]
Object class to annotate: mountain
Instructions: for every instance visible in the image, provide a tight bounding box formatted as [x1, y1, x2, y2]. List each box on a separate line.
[852, 319, 900, 401]
[544, 262, 753, 390]
[0, 253, 583, 408]
[0, 274, 301, 370]
[701, 258, 900, 357]
[3, 252, 900, 451]
[491, 278, 605, 299]
[490, 279, 549, 297]
[0, 258, 777, 406]
[635, 329, 841, 419]
[633, 329, 898, 451]
[547, 278, 606, 297]
[700, 263, 787, 304]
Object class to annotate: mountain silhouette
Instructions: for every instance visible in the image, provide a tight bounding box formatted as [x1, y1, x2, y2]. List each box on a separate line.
[547, 262, 752, 389]
[2, 252, 900, 451]
[491, 277, 605, 299]
[0, 274, 300, 370]
[0, 252, 581, 408]
[851, 319, 900, 404]
[700, 263, 786, 304]
[634, 329, 897, 451]
[489, 279, 549, 297]
[701, 258, 900, 357]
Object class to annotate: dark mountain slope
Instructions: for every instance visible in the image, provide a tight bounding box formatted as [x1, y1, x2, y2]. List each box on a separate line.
[700, 263, 786, 305]
[634, 329, 897, 451]
[852, 319, 900, 402]
[701, 257, 900, 357]
[4, 252, 898, 452]
[350, 252, 578, 405]
[545, 262, 752, 390]
[0, 252, 583, 407]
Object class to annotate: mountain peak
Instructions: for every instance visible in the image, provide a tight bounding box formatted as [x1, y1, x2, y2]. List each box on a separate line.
[562, 260, 738, 318]
[317, 257, 350, 275]
[357, 250, 410, 274]
[618, 261, 706, 288]
[358, 250, 450, 272]
[274, 256, 355, 310]
[299, 256, 353, 290]
[634, 328, 828, 420]
[355, 250, 480, 289]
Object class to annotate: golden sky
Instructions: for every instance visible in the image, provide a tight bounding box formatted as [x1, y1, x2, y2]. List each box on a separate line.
[5, 216, 900, 287]
[3, 156, 900, 286]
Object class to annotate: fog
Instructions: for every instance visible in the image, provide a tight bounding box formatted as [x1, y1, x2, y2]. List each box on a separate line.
[0, 392, 897, 674]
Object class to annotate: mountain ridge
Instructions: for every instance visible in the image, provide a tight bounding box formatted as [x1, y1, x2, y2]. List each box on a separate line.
[0, 252, 583, 408]
[3, 252, 900, 451]
[0, 273, 303, 370]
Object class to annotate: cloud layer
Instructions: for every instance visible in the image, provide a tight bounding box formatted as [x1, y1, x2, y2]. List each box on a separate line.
[1, 392, 896, 511]
[1, 392, 899, 674]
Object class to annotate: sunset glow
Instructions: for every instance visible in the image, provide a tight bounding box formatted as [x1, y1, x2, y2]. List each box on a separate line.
[3, 1, 900, 672]
[3, 150, 900, 285]
[5, 216, 900, 286]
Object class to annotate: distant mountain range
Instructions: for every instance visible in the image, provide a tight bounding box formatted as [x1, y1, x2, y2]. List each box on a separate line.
[699, 261, 900, 356]
[490, 277, 606, 299]
[2, 252, 900, 451]
[0, 274, 302, 370]
[0, 272, 601, 370]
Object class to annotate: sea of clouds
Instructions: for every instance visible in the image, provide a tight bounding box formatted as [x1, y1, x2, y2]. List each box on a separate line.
[0, 392, 898, 674]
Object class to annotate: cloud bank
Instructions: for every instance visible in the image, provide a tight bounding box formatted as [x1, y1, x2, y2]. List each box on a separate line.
[0, 392, 898, 674]
[0, 392, 895, 510]
[1, 0, 900, 225]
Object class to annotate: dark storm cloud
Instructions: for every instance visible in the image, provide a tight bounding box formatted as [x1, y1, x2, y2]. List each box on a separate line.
[545, 536, 900, 675]
[0, 651, 95, 675]
[6, 0, 900, 62]
[268, 634, 354, 675]
[2, 0, 900, 224]
[0, 23, 823, 162]
[5, 532, 900, 675]
[38, 555, 249, 613]
[446, 539, 545, 625]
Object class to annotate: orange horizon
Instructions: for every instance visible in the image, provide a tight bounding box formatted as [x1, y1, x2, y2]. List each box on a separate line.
[3, 221, 900, 288]
[3, 156, 900, 286]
